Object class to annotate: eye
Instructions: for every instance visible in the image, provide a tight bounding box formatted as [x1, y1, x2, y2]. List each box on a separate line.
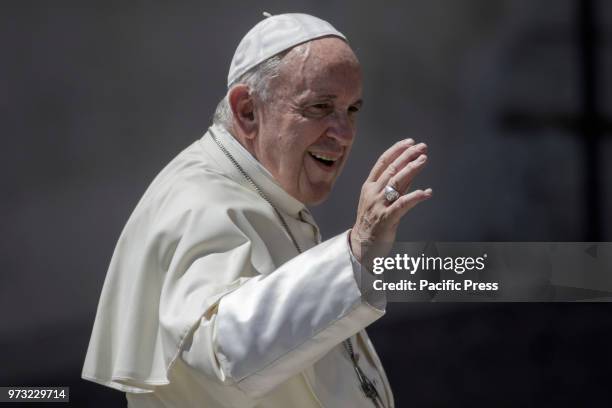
[348, 105, 360, 114]
[302, 102, 332, 118]
[312, 103, 331, 110]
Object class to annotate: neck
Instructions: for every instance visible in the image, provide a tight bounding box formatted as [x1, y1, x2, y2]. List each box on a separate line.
[229, 123, 260, 162]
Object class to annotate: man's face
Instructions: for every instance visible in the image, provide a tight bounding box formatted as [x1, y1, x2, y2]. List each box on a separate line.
[253, 37, 363, 205]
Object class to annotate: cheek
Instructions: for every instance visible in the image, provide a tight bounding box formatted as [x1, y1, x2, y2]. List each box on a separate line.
[280, 118, 323, 155]
[295, 117, 328, 145]
[268, 114, 330, 177]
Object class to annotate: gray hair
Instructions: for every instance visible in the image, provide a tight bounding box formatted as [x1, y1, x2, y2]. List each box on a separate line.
[212, 43, 310, 130]
[212, 55, 284, 130]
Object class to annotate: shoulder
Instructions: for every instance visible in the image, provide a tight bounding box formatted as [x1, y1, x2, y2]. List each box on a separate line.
[130, 139, 275, 233]
[117, 140, 283, 275]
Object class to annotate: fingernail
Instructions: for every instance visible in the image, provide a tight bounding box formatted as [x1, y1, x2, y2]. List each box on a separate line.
[424, 188, 433, 197]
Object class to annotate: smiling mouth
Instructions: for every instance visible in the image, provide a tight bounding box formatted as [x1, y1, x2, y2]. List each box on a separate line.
[309, 152, 338, 167]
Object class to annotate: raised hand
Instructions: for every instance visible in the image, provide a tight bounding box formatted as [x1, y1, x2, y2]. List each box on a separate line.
[350, 139, 432, 263]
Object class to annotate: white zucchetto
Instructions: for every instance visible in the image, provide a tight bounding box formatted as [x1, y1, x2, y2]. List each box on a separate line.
[227, 12, 347, 87]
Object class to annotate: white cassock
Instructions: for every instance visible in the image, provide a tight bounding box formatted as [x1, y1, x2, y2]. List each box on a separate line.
[82, 124, 394, 407]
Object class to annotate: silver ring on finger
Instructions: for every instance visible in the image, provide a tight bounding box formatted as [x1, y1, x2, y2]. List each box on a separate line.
[384, 185, 400, 203]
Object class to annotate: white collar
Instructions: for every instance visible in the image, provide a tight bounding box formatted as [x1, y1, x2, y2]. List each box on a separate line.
[207, 125, 305, 218]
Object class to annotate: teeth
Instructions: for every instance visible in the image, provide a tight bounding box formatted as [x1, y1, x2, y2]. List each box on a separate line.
[310, 152, 337, 162]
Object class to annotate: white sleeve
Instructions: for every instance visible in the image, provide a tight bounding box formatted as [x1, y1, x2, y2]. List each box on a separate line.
[181, 231, 386, 398]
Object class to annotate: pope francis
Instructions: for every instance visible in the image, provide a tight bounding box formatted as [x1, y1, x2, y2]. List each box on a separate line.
[82, 12, 431, 408]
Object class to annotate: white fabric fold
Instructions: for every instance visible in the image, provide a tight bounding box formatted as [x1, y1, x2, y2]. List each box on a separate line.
[83, 125, 392, 407]
[213, 233, 383, 397]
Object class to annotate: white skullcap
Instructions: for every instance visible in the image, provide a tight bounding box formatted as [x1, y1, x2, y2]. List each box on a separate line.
[227, 12, 347, 87]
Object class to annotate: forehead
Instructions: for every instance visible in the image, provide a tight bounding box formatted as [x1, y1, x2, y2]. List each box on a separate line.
[275, 37, 362, 100]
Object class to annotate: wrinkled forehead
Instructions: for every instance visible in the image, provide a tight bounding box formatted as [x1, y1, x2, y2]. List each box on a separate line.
[288, 37, 359, 67]
[276, 37, 362, 98]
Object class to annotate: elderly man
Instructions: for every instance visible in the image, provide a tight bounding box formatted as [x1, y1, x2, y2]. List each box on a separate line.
[83, 13, 431, 407]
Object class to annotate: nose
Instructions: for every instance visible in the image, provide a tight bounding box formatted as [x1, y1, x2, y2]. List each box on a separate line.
[326, 111, 355, 146]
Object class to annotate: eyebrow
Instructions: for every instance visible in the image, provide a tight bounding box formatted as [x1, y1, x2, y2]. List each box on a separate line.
[312, 94, 364, 107]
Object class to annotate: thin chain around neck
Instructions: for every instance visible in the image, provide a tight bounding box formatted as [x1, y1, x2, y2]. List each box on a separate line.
[210, 128, 384, 408]
[210, 128, 302, 253]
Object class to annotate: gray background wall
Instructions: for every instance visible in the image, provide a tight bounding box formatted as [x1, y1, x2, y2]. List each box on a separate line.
[1, 0, 611, 406]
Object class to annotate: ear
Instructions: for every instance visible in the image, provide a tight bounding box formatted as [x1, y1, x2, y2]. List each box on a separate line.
[228, 84, 258, 139]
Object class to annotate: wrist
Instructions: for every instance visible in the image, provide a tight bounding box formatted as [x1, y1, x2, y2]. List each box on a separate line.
[349, 228, 370, 264]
